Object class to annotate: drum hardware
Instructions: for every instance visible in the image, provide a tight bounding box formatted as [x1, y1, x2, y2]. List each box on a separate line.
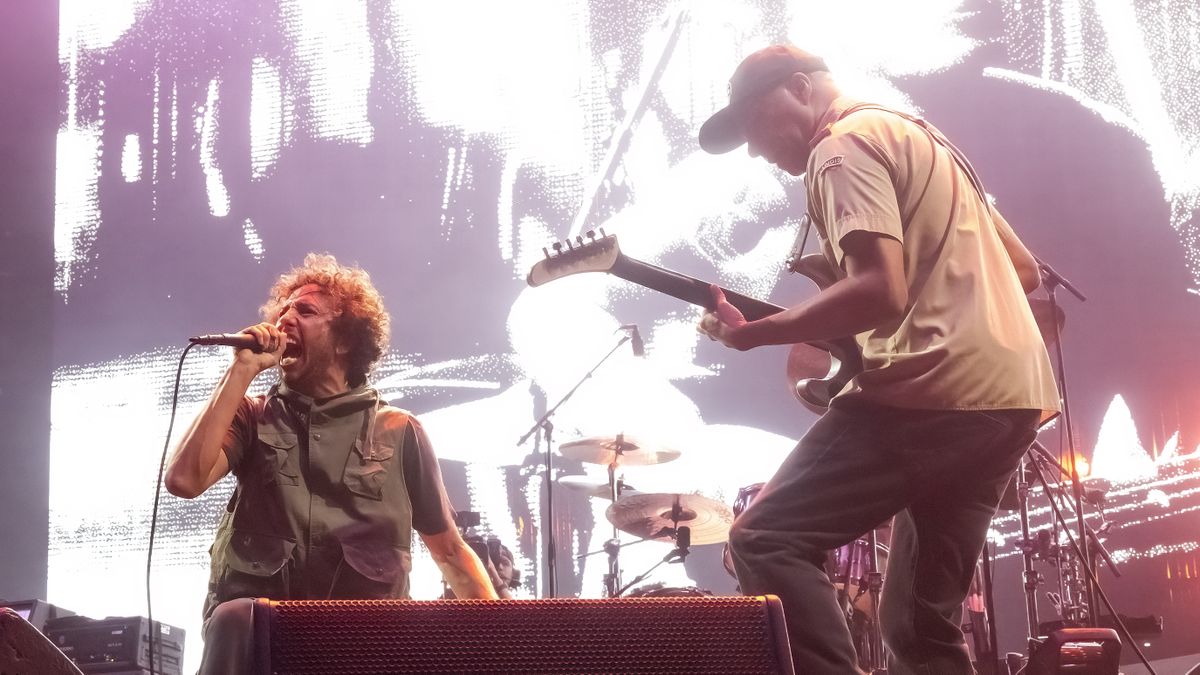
[625, 583, 713, 598]
[1004, 440, 1162, 674]
[613, 524, 694, 598]
[557, 435, 682, 466]
[515, 326, 646, 598]
[556, 475, 638, 500]
[601, 492, 728, 598]
[558, 434, 680, 597]
[605, 492, 733, 546]
[858, 528, 886, 673]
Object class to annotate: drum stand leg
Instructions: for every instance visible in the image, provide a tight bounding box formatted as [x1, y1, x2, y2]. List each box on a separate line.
[862, 527, 887, 674]
[603, 460, 623, 597]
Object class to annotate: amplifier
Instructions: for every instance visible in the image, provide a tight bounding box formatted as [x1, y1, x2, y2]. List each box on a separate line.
[44, 615, 185, 675]
[0, 599, 76, 632]
[252, 596, 793, 673]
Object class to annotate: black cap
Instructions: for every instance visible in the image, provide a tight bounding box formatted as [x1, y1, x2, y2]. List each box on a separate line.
[698, 45, 830, 154]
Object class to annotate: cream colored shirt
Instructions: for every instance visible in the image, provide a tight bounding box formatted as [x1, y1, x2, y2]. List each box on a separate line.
[805, 97, 1060, 420]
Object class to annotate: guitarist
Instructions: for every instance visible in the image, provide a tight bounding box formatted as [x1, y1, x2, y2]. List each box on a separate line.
[697, 45, 1059, 674]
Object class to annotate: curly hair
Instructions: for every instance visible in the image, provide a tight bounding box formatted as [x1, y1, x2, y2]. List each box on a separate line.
[261, 253, 390, 387]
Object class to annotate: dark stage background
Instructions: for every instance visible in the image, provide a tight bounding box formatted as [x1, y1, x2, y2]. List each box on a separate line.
[2, 0, 1198, 671]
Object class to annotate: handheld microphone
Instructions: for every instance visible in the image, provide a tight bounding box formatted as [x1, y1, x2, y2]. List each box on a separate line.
[188, 333, 262, 352]
[619, 324, 645, 357]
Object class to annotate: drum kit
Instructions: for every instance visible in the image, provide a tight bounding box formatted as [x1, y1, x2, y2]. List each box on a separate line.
[554, 433, 896, 669]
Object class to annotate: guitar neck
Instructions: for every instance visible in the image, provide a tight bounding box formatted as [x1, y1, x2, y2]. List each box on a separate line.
[611, 256, 785, 321]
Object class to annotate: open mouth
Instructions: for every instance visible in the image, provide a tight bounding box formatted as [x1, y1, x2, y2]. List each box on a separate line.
[281, 337, 302, 366]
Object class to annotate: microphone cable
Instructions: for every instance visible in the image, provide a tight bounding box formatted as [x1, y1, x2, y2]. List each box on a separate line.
[146, 341, 198, 675]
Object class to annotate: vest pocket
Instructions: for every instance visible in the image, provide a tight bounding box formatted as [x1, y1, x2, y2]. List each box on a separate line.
[336, 539, 411, 598]
[343, 439, 395, 500]
[214, 529, 296, 600]
[257, 430, 299, 486]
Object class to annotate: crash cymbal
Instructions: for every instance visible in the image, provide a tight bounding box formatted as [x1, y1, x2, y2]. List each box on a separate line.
[605, 492, 733, 545]
[558, 435, 681, 466]
[556, 475, 639, 500]
[1028, 298, 1066, 345]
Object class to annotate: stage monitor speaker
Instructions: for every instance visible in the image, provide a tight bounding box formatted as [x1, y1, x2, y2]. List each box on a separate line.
[251, 595, 793, 674]
[0, 608, 83, 675]
[1024, 628, 1121, 675]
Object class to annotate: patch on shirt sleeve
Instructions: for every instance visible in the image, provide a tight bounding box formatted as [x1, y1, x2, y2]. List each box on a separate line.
[816, 155, 844, 175]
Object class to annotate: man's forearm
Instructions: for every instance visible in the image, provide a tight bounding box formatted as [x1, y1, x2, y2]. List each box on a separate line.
[165, 361, 256, 497]
[432, 540, 499, 600]
[735, 272, 904, 350]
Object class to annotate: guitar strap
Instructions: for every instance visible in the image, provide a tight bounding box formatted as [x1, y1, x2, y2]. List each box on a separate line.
[832, 102, 991, 205]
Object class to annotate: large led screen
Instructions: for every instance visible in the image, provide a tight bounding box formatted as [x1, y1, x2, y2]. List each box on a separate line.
[52, 1, 1199, 669]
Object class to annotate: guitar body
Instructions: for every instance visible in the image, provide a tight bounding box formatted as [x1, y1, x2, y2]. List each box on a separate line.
[528, 233, 863, 411]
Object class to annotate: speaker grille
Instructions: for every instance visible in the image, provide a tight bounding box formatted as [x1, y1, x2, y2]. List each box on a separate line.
[258, 596, 788, 674]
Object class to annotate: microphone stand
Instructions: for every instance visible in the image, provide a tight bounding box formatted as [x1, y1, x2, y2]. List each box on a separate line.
[1033, 253, 1098, 626]
[517, 333, 635, 598]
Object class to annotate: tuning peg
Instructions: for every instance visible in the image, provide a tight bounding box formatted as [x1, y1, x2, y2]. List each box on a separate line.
[542, 246, 550, 259]
[599, 227, 607, 237]
[576, 235, 585, 246]
[586, 230, 596, 241]
[566, 239, 574, 250]
[552, 242, 563, 255]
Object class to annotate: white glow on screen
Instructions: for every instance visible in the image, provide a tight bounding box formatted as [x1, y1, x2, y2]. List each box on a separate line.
[199, 79, 230, 217]
[48, 350, 238, 674]
[121, 133, 140, 182]
[281, 0, 374, 145]
[54, 125, 102, 297]
[249, 57, 284, 179]
[392, 0, 588, 171]
[242, 218, 265, 261]
[1091, 394, 1157, 482]
[785, 0, 976, 109]
[58, 0, 150, 54]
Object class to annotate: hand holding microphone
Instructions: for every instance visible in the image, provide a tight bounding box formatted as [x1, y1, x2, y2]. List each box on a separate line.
[191, 322, 288, 371]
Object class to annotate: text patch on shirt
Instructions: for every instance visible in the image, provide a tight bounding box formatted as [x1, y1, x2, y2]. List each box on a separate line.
[815, 155, 844, 176]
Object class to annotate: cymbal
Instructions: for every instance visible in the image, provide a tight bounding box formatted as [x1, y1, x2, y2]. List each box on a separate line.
[1028, 298, 1066, 345]
[556, 475, 639, 500]
[605, 493, 733, 545]
[558, 435, 681, 466]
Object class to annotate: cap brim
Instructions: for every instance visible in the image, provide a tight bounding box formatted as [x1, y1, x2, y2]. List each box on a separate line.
[698, 104, 746, 154]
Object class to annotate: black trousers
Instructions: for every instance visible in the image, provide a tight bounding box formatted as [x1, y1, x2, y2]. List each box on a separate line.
[199, 598, 255, 675]
[728, 402, 1039, 675]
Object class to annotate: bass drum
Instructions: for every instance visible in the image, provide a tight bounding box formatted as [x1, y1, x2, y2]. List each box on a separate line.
[626, 583, 713, 598]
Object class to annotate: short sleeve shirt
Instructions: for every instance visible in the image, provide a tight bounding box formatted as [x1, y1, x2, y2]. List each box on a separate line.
[804, 98, 1060, 420]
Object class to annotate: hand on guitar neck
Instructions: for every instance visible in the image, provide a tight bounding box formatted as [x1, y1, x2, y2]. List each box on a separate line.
[698, 285, 750, 351]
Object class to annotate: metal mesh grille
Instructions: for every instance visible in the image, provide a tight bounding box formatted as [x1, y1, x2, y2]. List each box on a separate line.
[261, 596, 786, 674]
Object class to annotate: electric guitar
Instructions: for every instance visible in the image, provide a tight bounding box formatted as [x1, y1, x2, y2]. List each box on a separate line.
[526, 231, 862, 411]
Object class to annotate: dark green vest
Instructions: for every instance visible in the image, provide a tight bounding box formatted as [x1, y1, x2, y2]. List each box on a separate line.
[204, 383, 415, 618]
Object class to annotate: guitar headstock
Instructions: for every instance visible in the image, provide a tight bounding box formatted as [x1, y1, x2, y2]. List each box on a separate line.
[527, 229, 622, 287]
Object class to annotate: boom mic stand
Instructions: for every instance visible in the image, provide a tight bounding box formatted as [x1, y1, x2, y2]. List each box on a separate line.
[517, 328, 639, 598]
[1033, 254, 1098, 625]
